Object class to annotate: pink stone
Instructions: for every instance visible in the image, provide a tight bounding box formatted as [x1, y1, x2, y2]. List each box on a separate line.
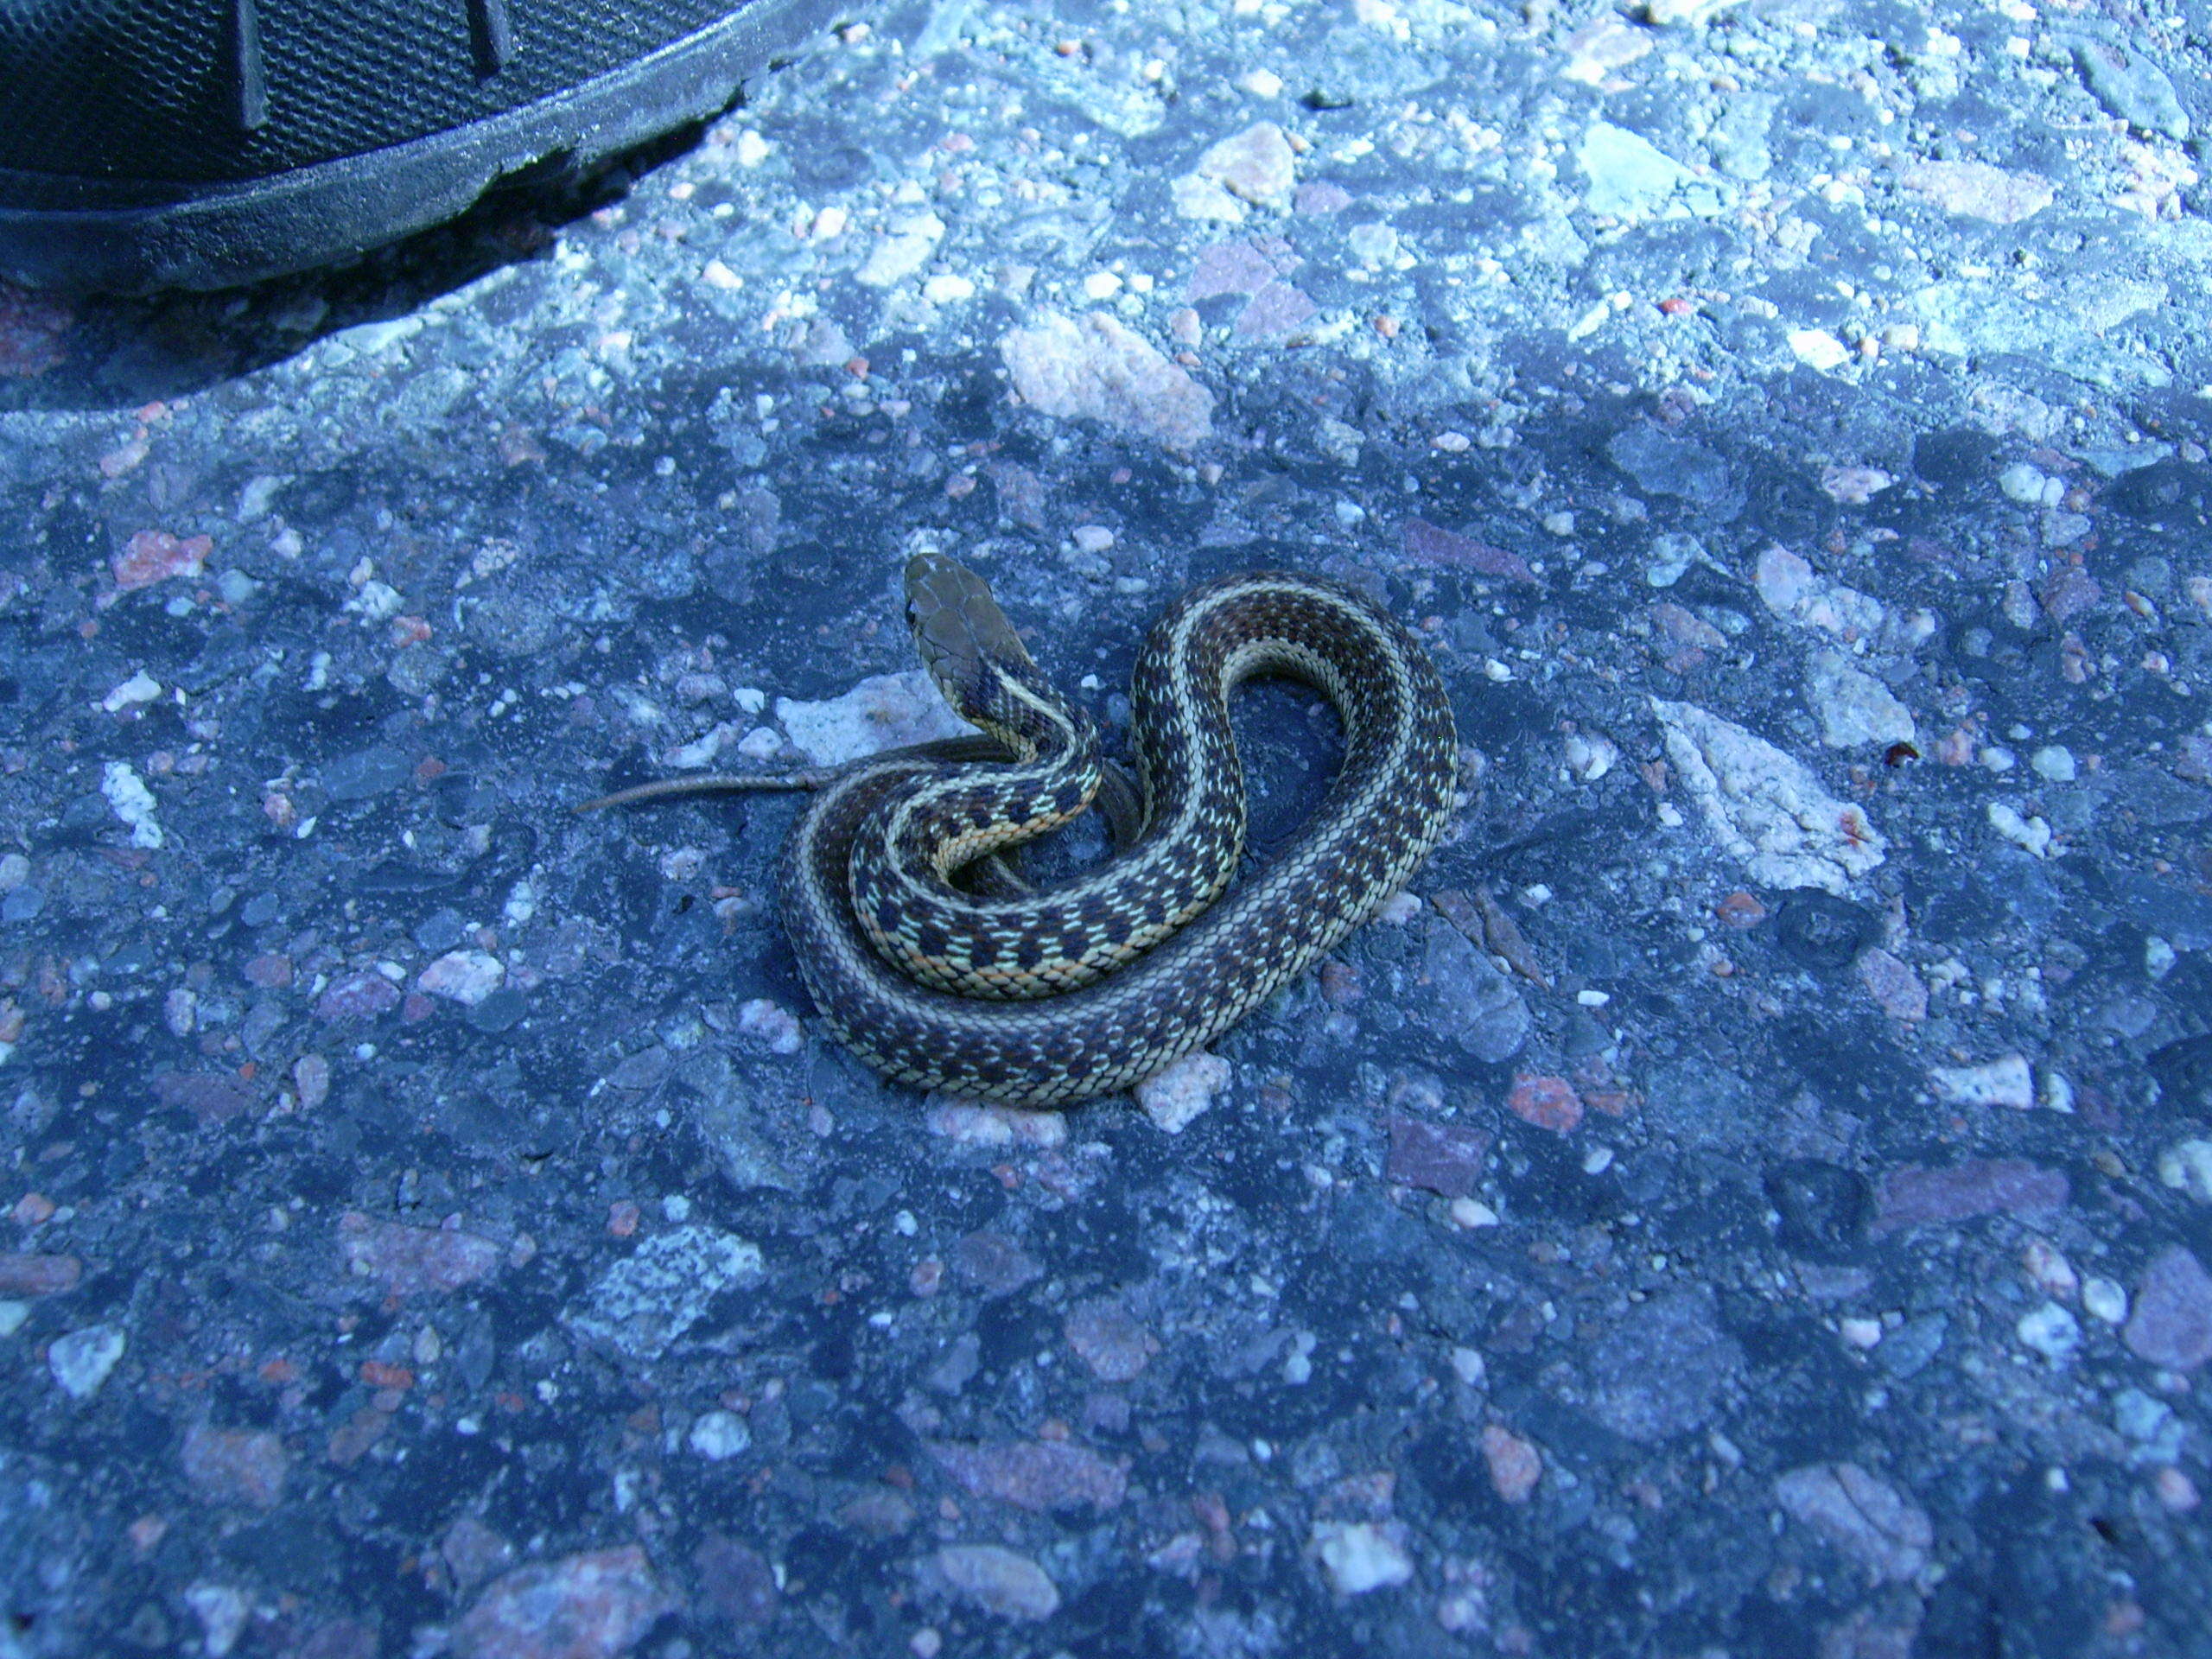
[315, 971, 401, 1022]
[1064, 1300, 1153, 1382]
[930, 1439, 1126, 1512]
[1233, 281, 1318, 340]
[1652, 601, 1728, 652]
[0, 1253, 80, 1296]
[1505, 1073, 1583, 1135]
[181, 1424, 289, 1510]
[1773, 1462, 1931, 1584]
[112, 531, 212, 592]
[0, 285, 69, 378]
[1187, 237, 1295, 302]
[1402, 518, 1538, 586]
[1294, 181, 1354, 214]
[1384, 1115, 1492, 1198]
[1856, 947, 1927, 1022]
[1870, 1160, 2067, 1233]
[339, 1211, 501, 1297]
[2039, 565, 2102, 625]
[1480, 1424, 1541, 1503]
[153, 1071, 256, 1123]
[1196, 123, 1296, 206]
[2124, 1245, 2212, 1371]
[1000, 311, 1214, 450]
[452, 1546, 666, 1659]
[242, 953, 294, 989]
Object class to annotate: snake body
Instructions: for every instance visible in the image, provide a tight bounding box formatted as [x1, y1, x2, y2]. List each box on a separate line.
[775, 556, 1459, 1108]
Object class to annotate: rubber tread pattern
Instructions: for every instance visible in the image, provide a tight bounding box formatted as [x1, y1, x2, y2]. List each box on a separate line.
[0, 0, 745, 190]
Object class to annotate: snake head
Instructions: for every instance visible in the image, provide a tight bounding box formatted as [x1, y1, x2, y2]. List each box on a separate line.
[904, 553, 1035, 715]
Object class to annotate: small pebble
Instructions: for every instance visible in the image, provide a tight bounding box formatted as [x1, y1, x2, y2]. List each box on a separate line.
[1136, 1051, 1230, 1133]
[2083, 1277, 2129, 1325]
[2030, 745, 2076, 781]
[689, 1410, 753, 1460]
[1313, 1522, 1414, 1594]
[2157, 1138, 2212, 1204]
[2017, 1301, 2082, 1362]
[48, 1325, 127, 1399]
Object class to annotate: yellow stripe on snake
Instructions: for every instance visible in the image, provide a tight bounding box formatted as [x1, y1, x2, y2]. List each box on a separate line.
[584, 555, 1459, 1109]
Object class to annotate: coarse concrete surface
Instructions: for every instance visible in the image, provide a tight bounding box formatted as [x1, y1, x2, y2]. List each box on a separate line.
[3, 2, 2212, 1656]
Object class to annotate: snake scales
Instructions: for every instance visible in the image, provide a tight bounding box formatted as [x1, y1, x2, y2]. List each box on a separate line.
[586, 555, 1459, 1109]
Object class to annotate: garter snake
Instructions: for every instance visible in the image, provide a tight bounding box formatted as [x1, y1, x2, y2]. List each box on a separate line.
[584, 555, 1459, 1109]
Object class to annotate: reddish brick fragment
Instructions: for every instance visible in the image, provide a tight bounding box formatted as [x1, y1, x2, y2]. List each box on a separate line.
[315, 971, 401, 1022]
[0, 285, 69, 377]
[112, 531, 212, 592]
[153, 1071, 255, 1124]
[1505, 1073, 1583, 1135]
[0, 1253, 81, 1297]
[339, 1212, 500, 1297]
[1870, 1160, 2067, 1233]
[2124, 1246, 2212, 1371]
[930, 1439, 1126, 1513]
[451, 1546, 666, 1659]
[1402, 518, 1538, 586]
[1385, 1115, 1492, 1198]
[180, 1424, 289, 1510]
[1481, 1424, 1541, 1503]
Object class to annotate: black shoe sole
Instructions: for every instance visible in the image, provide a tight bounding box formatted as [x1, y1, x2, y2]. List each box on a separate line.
[0, 0, 840, 296]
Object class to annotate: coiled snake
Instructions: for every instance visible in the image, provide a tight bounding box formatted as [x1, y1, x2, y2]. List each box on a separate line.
[584, 555, 1458, 1108]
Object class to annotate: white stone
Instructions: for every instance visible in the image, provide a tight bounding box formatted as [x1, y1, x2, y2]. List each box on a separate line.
[1754, 546, 1887, 639]
[102, 761, 163, 849]
[1986, 802, 2052, 856]
[924, 1103, 1067, 1147]
[2157, 1138, 2212, 1203]
[856, 213, 945, 287]
[1997, 462, 2049, 504]
[1787, 329, 1851, 373]
[567, 1226, 766, 1362]
[1929, 1053, 2034, 1109]
[185, 1586, 251, 1658]
[1136, 1051, 1232, 1133]
[934, 1545, 1060, 1620]
[2030, 745, 2076, 781]
[49, 1324, 126, 1399]
[737, 998, 804, 1055]
[416, 950, 505, 1007]
[923, 273, 976, 304]
[2016, 1301, 2080, 1362]
[1313, 1521, 1414, 1594]
[778, 670, 972, 766]
[689, 1409, 753, 1460]
[1649, 698, 1886, 893]
[1449, 1198, 1501, 1229]
[1807, 651, 1916, 749]
[2082, 1276, 2129, 1325]
[1450, 1346, 1487, 1387]
[665, 721, 740, 768]
[101, 671, 162, 713]
[1170, 173, 1248, 223]
[1563, 732, 1618, 781]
